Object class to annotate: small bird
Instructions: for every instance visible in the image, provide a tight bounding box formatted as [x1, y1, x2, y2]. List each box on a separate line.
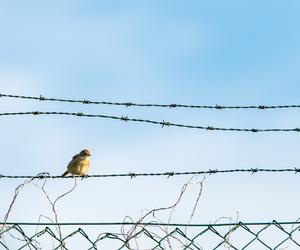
[62, 149, 91, 177]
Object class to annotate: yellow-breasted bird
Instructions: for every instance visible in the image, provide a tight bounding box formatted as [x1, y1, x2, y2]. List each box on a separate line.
[62, 149, 91, 177]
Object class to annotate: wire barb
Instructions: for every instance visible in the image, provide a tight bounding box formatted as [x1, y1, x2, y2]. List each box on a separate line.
[129, 172, 137, 179]
[166, 172, 175, 178]
[35, 172, 50, 179]
[161, 120, 170, 128]
[251, 168, 258, 174]
[82, 99, 90, 104]
[209, 169, 217, 175]
[39, 95, 45, 101]
[121, 116, 129, 122]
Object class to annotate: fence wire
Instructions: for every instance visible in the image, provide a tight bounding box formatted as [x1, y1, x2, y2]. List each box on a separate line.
[1, 111, 300, 133]
[1, 93, 300, 110]
[1, 221, 300, 249]
[0, 168, 299, 180]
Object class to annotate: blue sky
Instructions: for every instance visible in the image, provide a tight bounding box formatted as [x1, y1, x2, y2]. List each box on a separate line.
[1, 0, 299, 101]
[1, 0, 300, 248]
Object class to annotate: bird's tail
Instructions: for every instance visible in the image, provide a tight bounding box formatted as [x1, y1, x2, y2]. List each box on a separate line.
[62, 171, 69, 177]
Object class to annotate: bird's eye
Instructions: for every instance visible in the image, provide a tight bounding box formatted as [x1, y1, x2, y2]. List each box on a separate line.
[82, 150, 90, 156]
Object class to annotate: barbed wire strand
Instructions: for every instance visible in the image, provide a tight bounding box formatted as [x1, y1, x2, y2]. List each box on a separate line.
[1, 111, 300, 133]
[0, 168, 299, 179]
[1, 93, 300, 110]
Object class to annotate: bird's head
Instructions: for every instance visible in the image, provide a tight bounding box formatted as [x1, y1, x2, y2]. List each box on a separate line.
[80, 149, 91, 157]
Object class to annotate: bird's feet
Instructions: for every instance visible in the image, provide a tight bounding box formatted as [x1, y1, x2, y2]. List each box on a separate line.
[81, 174, 88, 180]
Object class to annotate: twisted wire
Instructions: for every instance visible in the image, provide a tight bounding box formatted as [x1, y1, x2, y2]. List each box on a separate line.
[1, 93, 300, 110]
[0, 111, 299, 133]
[0, 168, 299, 179]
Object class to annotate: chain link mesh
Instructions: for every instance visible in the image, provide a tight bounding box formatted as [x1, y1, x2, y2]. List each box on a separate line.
[1, 221, 300, 249]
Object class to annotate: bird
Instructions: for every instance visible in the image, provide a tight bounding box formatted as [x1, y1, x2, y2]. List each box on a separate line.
[62, 149, 91, 177]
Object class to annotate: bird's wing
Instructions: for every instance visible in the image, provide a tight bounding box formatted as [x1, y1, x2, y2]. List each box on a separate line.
[67, 154, 81, 169]
[72, 153, 79, 160]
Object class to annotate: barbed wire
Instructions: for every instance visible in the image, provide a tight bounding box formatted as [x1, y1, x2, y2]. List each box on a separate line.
[1, 220, 300, 249]
[1, 111, 300, 133]
[1, 93, 300, 110]
[0, 168, 299, 179]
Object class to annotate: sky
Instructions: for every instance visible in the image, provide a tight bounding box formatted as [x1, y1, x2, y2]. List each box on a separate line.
[1, 0, 300, 249]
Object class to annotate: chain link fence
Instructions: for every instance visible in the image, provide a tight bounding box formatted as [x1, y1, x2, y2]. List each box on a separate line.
[1, 221, 300, 250]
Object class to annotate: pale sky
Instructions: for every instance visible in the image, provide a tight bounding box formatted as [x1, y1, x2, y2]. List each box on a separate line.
[1, 1, 300, 249]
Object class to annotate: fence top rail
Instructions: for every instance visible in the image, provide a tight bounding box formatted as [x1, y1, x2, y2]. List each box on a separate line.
[2, 220, 299, 227]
